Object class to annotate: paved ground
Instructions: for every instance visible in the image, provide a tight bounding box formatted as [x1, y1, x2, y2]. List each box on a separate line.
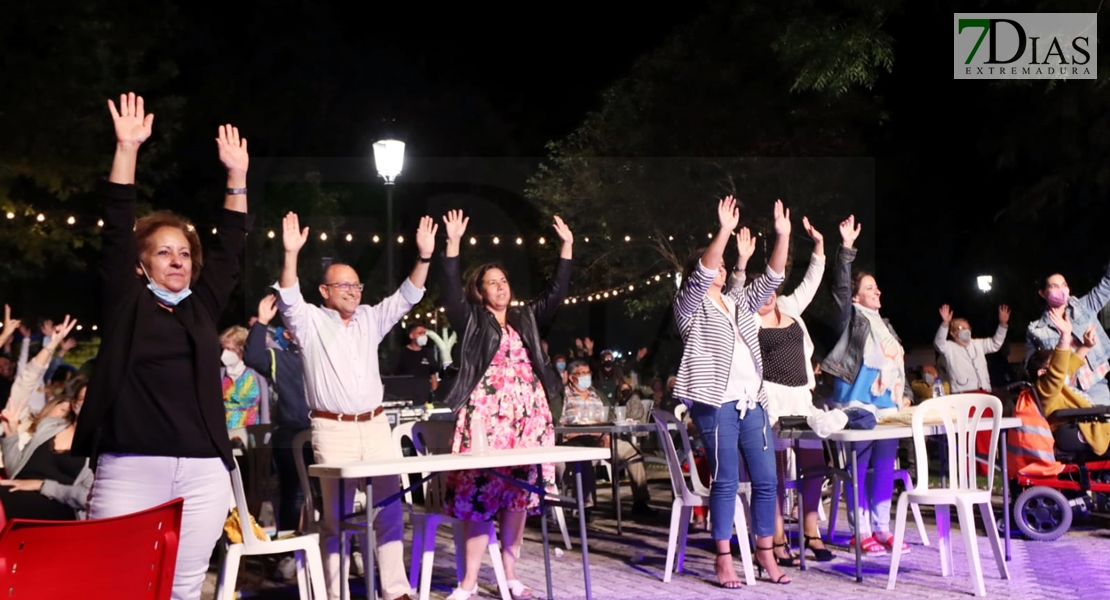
[204, 478, 1110, 599]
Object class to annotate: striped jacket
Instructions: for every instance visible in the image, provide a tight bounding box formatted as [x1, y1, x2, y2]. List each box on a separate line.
[673, 260, 784, 410]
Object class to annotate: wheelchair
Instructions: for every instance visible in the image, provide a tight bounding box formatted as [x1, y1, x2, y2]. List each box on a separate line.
[1009, 384, 1110, 541]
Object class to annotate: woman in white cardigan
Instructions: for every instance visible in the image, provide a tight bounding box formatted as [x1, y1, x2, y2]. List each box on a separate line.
[734, 217, 833, 565]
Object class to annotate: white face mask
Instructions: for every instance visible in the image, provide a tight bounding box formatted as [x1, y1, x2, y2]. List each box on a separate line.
[957, 330, 971, 344]
[221, 349, 245, 378]
[416, 334, 428, 347]
[575, 375, 592, 391]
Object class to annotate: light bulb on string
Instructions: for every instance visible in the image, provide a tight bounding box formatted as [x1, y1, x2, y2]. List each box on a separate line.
[372, 235, 380, 243]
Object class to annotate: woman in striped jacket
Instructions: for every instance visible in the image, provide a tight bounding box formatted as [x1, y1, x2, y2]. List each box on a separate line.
[673, 196, 792, 587]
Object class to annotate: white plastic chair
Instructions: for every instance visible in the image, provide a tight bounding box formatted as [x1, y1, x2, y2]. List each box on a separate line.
[408, 420, 511, 600]
[216, 466, 326, 599]
[887, 394, 1010, 596]
[652, 409, 756, 585]
[292, 429, 368, 576]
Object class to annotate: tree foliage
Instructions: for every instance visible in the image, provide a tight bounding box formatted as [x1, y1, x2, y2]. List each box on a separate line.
[525, 1, 881, 319]
[0, 0, 184, 283]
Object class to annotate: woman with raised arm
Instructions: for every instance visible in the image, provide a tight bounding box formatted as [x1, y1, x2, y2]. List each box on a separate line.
[733, 217, 834, 565]
[438, 209, 572, 600]
[673, 196, 792, 587]
[72, 92, 252, 600]
[819, 216, 912, 556]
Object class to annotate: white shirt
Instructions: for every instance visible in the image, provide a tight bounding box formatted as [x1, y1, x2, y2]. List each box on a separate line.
[933, 323, 1008, 393]
[715, 294, 760, 413]
[276, 278, 424, 414]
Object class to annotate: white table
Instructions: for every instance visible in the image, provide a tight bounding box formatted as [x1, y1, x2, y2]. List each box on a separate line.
[310, 445, 611, 600]
[778, 417, 1021, 582]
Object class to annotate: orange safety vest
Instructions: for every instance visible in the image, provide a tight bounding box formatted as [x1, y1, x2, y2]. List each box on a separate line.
[1006, 389, 1065, 478]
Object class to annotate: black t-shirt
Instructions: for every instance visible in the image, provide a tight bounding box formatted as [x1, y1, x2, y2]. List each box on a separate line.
[394, 346, 437, 378]
[100, 301, 219, 458]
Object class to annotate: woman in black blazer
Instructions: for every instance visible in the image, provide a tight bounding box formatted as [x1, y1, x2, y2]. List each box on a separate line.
[73, 93, 251, 600]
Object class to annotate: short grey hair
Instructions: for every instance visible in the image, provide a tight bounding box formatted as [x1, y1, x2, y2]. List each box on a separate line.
[567, 359, 590, 374]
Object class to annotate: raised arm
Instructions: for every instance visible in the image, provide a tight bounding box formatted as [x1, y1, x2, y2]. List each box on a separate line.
[275, 212, 313, 344]
[830, 215, 861, 334]
[726, 227, 756, 291]
[935, 304, 954, 354]
[440, 210, 471, 333]
[101, 93, 154, 310]
[780, 217, 826, 313]
[0, 305, 20, 350]
[192, 125, 251, 320]
[1078, 258, 1110, 315]
[980, 304, 1010, 354]
[242, 296, 277, 377]
[674, 197, 737, 327]
[530, 215, 574, 326]
[1038, 311, 1075, 399]
[738, 200, 790, 312]
[407, 216, 437, 290]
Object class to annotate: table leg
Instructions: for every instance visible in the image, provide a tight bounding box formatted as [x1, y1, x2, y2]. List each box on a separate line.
[795, 438, 806, 572]
[1001, 433, 1011, 561]
[577, 462, 593, 600]
[340, 478, 349, 600]
[366, 480, 377, 600]
[611, 435, 621, 535]
[851, 446, 862, 583]
[540, 467, 554, 600]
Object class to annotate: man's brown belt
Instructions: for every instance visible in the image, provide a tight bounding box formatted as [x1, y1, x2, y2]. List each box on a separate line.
[309, 406, 384, 422]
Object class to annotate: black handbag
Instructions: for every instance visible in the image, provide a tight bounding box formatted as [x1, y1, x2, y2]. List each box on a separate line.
[777, 415, 810, 430]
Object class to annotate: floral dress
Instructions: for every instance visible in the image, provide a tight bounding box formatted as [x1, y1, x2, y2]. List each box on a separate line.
[444, 324, 556, 521]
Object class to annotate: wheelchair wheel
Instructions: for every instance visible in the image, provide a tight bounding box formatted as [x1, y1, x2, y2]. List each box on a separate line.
[1014, 486, 1072, 541]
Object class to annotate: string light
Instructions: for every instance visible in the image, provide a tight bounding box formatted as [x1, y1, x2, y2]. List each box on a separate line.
[372, 235, 380, 243]
[4, 212, 13, 219]
[66, 216, 76, 225]
[345, 233, 353, 242]
[267, 230, 275, 238]
[36, 214, 45, 222]
[400, 269, 675, 322]
[319, 232, 327, 241]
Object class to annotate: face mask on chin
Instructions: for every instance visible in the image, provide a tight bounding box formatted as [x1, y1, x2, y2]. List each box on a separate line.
[140, 261, 192, 307]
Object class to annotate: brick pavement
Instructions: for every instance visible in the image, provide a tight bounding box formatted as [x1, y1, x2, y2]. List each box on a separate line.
[204, 481, 1110, 599]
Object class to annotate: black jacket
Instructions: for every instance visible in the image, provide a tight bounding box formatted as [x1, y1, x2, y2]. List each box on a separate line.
[243, 322, 311, 430]
[438, 255, 571, 412]
[74, 181, 250, 470]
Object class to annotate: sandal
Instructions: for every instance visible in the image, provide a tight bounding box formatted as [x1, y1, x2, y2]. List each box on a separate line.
[446, 584, 479, 600]
[877, 533, 910, 554]
[850, 534, 887, 555]
[506, 579, 532, 600]
[772, 541, 800, 567]
[755, 545, 792, 584]
[804, 534, 835, 562]
[714, 551, 744, 589]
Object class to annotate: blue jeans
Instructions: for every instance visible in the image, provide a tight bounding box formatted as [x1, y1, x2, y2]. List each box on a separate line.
[690, 401, 777, 540]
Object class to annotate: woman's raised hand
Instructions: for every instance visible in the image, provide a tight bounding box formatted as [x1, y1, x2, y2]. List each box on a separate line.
[773, 199, 791, 236]
[216, 124, 249, 174]
[443, 209, 469, 243]
[1048, 309, 1073, 344]
[839, 215, 861, 248]
[552, 215, 573, 245]
[47, 315, 78, 351]
[717, 195, 740, 233]
[736, 227, 756, 263]
[107, 92, 154, 147]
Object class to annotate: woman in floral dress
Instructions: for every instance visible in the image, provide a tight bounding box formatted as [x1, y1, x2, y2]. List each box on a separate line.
[438, 209, 573, 600]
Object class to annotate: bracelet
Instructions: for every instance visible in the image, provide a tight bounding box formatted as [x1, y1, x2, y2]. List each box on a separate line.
[418, 255, 432, 263]
[226, 187, 248, 195]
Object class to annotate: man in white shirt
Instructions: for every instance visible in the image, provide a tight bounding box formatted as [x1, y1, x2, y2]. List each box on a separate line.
[276, 211, 438, 600]
[935, 304, 1010, 394]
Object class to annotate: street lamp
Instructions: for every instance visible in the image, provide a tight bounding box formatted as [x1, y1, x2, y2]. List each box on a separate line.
[374, 139, 405, 353]
[977, 275, 993, 293]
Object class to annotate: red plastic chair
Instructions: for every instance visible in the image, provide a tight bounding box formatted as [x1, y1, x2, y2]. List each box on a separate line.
[0, 497, 184, 599]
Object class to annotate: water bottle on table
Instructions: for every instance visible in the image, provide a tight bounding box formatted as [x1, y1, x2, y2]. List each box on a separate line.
[932, 377, 945, 399]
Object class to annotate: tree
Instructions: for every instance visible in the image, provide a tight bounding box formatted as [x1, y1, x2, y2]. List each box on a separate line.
[0, 0, 186, 284]
[525, 1, 881, 320]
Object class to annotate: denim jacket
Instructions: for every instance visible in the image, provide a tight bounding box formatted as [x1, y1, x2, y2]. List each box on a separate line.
[818, 245, 913, 404]
[1026, 268, 1110, 391]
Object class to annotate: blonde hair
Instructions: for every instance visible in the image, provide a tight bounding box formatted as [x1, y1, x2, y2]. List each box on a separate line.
[219, 326, 249, 350]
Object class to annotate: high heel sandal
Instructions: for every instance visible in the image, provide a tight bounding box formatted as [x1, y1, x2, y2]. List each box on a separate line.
[714, 551, 744, 589]
[804, 534, 835, 562]
[755, 545, 792, 584]
[506, 579, 532, 600]
[772, 541, 800, 567]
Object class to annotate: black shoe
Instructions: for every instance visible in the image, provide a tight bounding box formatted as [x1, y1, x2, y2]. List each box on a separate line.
[584, 508, 595, 523]
[631, 501, 658, 517]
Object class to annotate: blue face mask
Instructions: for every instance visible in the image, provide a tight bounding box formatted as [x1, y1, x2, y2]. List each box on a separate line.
[140, 262, 192, 307]
[273, 327, 291, 351]
[575, 375, 592, 391]
[555, 362, 566, 372]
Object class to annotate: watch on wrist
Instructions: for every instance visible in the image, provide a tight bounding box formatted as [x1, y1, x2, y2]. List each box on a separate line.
[418, 255, 432, 263]
[226, 187, 248, 195]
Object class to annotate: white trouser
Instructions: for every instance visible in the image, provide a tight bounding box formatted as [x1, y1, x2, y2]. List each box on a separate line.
[312, 414, 410, 600]
[89, 454, 231, 600]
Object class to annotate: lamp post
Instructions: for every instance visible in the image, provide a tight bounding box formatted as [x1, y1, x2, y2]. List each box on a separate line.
[977, 275, 993, 293]
[374, 139, 405, 353]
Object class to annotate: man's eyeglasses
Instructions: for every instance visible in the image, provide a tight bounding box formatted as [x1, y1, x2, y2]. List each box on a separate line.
[325, 282, 364, 292]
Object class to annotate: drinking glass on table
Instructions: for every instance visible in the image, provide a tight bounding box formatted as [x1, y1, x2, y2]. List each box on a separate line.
[614, 406, 627, 423]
